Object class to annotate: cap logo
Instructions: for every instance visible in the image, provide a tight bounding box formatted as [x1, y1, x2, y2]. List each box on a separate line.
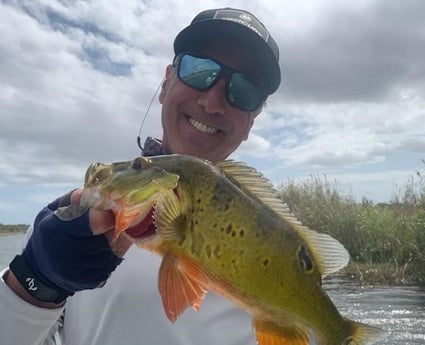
[214, 9, 269, 42]
[239, 14, 251, 21]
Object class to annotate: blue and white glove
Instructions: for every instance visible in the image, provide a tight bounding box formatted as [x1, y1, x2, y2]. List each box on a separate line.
[9, 191, 123, 304]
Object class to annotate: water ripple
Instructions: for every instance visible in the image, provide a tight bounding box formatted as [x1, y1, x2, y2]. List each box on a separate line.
[324, 275, 425, 344]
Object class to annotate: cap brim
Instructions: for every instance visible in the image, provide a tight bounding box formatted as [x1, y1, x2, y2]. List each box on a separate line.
[174, 20, 281, 94]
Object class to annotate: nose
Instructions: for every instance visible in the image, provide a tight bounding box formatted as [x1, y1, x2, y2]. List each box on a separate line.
[197, 79, 226, 115]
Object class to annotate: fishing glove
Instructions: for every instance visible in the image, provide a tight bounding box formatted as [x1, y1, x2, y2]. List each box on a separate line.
[9, 191, 123, 304]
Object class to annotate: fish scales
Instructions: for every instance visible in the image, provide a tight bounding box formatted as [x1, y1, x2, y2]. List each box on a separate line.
[189, 187, 337, 335]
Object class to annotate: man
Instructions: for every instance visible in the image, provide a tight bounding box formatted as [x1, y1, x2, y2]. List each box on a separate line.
[0, 7, 281, 345]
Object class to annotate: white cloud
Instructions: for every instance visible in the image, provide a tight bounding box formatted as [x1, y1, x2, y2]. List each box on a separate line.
[1, 0, 424, 223]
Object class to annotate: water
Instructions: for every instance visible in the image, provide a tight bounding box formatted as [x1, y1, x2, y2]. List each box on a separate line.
[1, 234, 424, 344]
[323, 275, 425, 344]
[0, 233, 25, 268]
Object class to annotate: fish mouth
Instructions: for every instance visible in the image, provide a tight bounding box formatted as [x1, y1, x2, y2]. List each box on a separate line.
[124, 207, 156, 241]
[188, 115, 222, 135]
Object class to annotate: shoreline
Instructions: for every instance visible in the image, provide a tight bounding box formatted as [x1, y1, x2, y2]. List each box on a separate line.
[0, 232, 26, 237]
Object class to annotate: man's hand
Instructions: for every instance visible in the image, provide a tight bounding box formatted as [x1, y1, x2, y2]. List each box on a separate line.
[6, 189, 133, 307]
[70, 189, 132, 257]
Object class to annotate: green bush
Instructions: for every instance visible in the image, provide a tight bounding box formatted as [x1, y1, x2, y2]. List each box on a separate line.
[411, 208, 425, 284]
[277, 164, 425, 286]
[278, 175, 363, 256]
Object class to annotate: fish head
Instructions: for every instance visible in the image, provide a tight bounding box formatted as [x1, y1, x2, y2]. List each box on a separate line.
[80, 157, 180, 237]
[84, 160, 128, 188]
[84, 157, 178, 194]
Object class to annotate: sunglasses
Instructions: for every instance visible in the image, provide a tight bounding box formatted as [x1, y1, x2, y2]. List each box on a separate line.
[173, 53, 265, 112]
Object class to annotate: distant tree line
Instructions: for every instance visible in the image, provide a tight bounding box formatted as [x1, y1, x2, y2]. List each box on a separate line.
[0, 223, 28, 234]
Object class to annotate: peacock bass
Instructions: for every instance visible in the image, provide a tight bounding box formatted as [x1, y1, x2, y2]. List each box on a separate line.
[80, 154, 385, 345]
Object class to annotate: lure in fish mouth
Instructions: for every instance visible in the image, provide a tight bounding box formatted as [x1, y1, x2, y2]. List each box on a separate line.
[80, 154, 386, 345]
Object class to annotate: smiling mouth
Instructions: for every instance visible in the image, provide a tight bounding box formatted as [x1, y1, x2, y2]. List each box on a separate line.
[188, 116, 220, 135]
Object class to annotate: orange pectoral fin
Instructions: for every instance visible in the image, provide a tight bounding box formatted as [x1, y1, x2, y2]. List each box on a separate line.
[158, 255, 207, 323]
[253, 319, 310, 345]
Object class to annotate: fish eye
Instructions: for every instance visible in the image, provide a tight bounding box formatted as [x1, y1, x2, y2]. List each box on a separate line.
[132, 157, 150, 170]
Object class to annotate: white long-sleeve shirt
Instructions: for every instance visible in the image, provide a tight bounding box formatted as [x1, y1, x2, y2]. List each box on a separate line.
[1, 245, 255, 345]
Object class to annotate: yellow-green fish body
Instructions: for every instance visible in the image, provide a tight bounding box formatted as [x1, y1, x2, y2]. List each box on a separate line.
[81, 155, 385, 345]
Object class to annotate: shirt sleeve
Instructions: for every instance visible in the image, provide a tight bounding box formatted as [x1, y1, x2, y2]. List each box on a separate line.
[0, 268, 64, 345]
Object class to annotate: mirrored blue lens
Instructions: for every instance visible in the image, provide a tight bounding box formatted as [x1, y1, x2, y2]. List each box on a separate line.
[178, 55, 221, 90]
[176, 54, 263, 111]
[228, 73, 263, 112]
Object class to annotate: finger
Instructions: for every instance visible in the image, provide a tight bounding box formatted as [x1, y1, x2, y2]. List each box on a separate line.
[89, 208, 115, 235]
[70, 189, 83, 205]
[70, 187, 132, 257]
[70, 189, 116, 235]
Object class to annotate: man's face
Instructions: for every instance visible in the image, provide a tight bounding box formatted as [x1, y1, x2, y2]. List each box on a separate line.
[159, 40, 263, 162]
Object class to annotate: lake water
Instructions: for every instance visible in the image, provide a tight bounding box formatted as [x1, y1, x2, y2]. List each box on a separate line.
[323, 275, 425, 344]
[1, 233, 424, 344]
[0, 233, 25, 268]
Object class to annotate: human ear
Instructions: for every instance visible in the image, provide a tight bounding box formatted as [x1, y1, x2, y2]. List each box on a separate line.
[243, 118, 255, 141]
[243, 106, 262, 140]
[158, 65, 173, 104]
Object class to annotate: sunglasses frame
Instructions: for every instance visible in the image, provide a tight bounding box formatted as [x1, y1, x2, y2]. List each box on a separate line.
[173, 53, 265, 112]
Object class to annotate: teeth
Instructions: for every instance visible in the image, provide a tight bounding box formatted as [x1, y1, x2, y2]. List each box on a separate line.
[188, 117, 218, 134]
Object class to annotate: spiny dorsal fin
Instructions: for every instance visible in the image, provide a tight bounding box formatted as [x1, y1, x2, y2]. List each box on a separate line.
[216, 160, 350, 277]
[216, 160, 286, 209]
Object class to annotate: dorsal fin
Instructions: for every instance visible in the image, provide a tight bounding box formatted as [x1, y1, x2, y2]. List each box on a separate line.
[216, 160, 304, 222]
[216, 160, 350, 277]
[216, 160, 285, 208]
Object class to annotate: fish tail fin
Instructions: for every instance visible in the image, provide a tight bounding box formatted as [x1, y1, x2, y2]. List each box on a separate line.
[344, 319, 386, 345]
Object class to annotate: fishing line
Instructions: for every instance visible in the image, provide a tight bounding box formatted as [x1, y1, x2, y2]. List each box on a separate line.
[136, 77, 165, 152]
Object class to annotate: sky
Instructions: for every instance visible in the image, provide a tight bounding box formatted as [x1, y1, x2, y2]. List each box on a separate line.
[1, 0, 424, 224]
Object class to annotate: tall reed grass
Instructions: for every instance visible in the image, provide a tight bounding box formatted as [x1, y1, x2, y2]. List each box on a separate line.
[277, 163, 425, 286]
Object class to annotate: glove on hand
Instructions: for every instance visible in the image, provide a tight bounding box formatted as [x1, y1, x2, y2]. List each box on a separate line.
[10, 191, 123, 303]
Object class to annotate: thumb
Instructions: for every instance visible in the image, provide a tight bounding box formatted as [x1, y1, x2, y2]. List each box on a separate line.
[70, 189, 115, 236]
[69, 188, 84, 205]
[70, 189, 132, 256]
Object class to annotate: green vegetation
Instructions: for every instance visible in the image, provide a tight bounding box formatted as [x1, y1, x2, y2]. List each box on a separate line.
[0, 223, 28, 235]
[278, 163, 425, 286]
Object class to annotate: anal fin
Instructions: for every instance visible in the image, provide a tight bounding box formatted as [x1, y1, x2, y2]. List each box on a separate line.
[253, 319, 310, 345]
[158, 254, 207, 323]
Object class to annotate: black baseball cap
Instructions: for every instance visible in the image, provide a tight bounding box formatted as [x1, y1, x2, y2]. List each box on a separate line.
[174, 8, 281, 95]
